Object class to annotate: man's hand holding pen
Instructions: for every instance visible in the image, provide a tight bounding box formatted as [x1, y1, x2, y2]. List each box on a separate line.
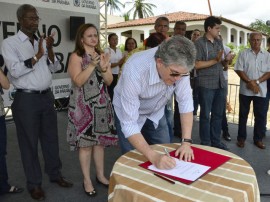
[150, 149, 176, 170]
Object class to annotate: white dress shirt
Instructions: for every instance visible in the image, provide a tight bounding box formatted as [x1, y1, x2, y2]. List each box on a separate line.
[1, 30, 60, 90]
[234, 48, 270, 97]
[113, 47, 193, 138]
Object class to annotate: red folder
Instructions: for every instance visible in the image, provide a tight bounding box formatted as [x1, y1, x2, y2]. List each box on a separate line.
[139, 146, 231, 184]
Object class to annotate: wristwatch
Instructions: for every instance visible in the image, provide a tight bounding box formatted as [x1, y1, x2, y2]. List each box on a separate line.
[33, 55, 39, 62]
[256, 80, 260, 85]
[181, 138, 193, 144]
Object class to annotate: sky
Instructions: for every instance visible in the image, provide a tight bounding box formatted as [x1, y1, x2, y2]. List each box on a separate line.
[117, 0, 270, 26]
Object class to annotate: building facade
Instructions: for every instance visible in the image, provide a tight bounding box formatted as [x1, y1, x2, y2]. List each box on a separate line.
[106, 11, 267, 48]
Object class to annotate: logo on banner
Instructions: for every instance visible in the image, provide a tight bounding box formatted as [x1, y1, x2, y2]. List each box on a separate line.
[74, 0, 80, 6]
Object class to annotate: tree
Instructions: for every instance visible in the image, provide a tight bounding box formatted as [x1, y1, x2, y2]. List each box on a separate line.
[125, 0, 156, 19]
[107, 0, 124, 15]
[249, 19, 270, 35]
[122, 13, 130, 21]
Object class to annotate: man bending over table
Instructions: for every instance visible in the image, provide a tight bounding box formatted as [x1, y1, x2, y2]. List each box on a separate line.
[113, 35, 196, 170]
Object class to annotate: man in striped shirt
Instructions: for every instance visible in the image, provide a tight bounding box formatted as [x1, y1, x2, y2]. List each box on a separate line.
[113, 36, 196, 170]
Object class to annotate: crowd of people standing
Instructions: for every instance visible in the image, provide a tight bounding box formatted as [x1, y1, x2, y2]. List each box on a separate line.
[1, 3, 270, 201]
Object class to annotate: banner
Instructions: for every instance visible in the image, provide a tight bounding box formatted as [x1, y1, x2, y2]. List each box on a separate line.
[0, 0, 99, 14]
[0, 0, 99, 107]
[2, 78, 71, 107]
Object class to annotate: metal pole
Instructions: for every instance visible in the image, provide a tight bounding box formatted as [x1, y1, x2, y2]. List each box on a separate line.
[207, 0, 213, 16]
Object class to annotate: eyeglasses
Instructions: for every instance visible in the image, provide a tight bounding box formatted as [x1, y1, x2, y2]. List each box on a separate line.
[24, 17, 41, 22]
[169, 68, 190, 77]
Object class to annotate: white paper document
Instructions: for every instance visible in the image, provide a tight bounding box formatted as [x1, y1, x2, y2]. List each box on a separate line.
[148, 158, 211, 181]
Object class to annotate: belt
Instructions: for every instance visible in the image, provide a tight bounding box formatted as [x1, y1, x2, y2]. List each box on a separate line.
[16, 88, 51, 94]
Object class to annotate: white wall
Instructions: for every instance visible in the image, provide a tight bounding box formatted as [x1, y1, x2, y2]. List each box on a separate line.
[0, 0, 100, 105]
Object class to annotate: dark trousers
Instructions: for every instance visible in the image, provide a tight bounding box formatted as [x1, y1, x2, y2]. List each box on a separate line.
[108, 74, 118, 102]
[238, 94, 268, 142]
[11, 91, 62, 190]
[191, 77, 199, 116]
[222, 84, 228, 132]
[222, 105, 228, 133]
[115, 113, 170, 154]
[165, 100, 174, 142]
[173, 98, 181, 138]
[263, 91, 270, 135]
[0, 115, 10, 194]
[199, 87, 225, 146]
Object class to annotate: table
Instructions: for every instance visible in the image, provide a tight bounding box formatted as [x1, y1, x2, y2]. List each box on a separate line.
[108, 144, 260, 202]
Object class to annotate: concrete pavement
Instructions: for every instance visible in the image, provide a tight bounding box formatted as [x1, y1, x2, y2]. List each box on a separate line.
[1, 111, 270, 202]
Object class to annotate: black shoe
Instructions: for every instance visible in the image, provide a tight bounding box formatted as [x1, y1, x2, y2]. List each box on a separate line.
[223, 131, 231, 141]
[96, 177, 109, 188]
[82, 183, 96, 197]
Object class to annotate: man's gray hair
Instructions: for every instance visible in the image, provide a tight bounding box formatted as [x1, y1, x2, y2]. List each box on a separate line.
[154, 35, 196, 71]
[17, 4, 37, 21]
[249, 32, 262, 40]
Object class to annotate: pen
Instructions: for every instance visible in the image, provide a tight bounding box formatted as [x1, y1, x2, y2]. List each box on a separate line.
[154, 173, 175, 184]
[164, 148, 170, 157]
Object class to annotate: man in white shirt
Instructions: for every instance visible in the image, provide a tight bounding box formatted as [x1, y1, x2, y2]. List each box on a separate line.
[113, 36, 195, 169]
[1, 4, 72, 200]
[234, 32, 270, 149]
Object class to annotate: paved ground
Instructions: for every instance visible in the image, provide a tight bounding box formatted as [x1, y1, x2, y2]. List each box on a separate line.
[1, 111, 270, 202]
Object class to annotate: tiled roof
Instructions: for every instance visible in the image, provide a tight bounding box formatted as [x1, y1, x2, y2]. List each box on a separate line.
[108, 11, 209, 28]
[107, 11, 254, 32]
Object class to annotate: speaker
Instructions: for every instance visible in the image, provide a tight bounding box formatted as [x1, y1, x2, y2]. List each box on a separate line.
[70, 16, 85, 40]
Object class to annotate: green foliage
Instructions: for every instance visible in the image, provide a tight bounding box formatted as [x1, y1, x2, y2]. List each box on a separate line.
[107, 0, 124, 15]
[249, 19, 270, 35]
[229, 19, 269, 68]
[122, 13, 130, 21]
[225, 43, 250, 67]
[118, 44, 125, 52]
[125, 0, 156, 19]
